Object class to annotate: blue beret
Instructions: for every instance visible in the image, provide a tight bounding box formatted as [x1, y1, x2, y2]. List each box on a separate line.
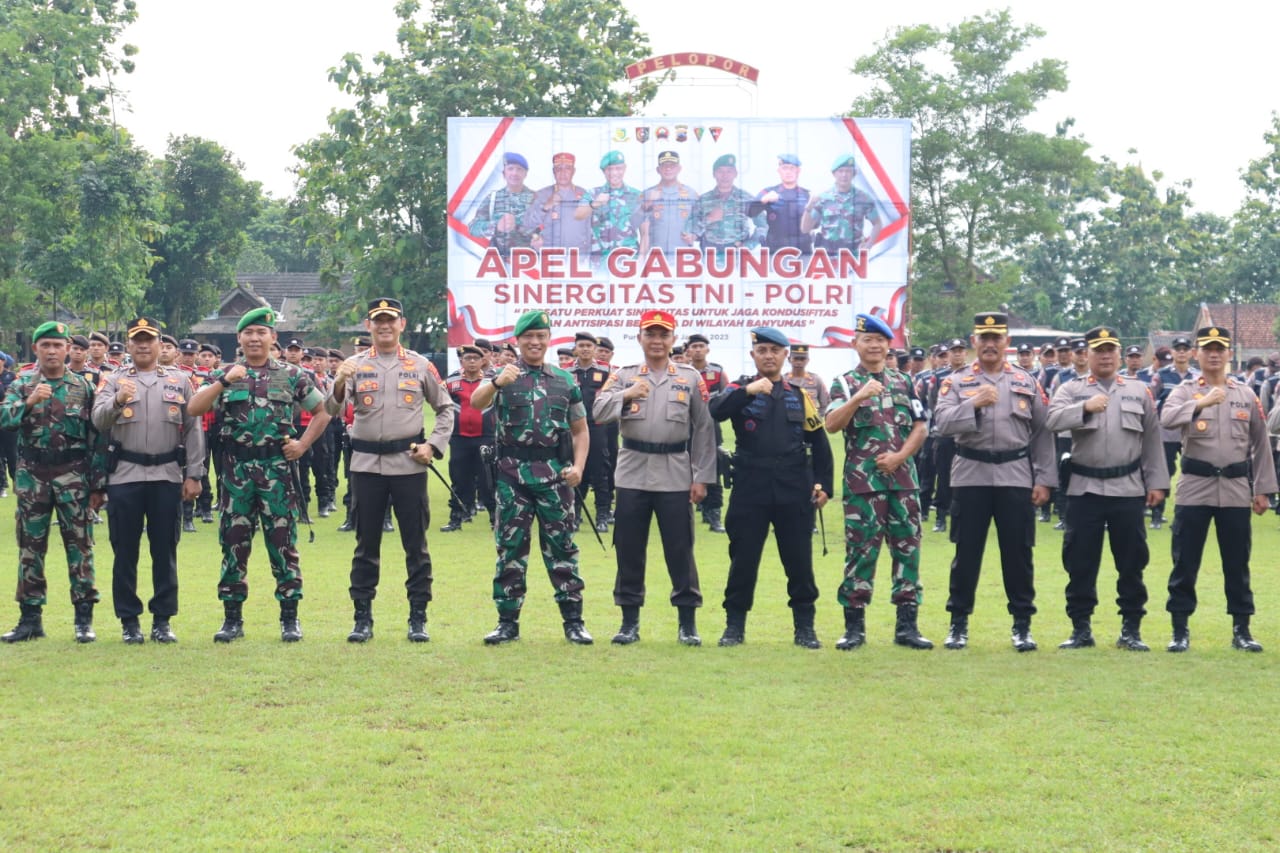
[750, 327, 789, 348]
[854, 313, 894, 340]
[503, 153, 528, 170]
[778, 153, 801, 166]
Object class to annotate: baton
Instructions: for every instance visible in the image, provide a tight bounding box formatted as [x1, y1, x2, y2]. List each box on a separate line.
[571, 489, 608, 551]
[290, 456, 315, 544]
[813, 483, 828, 557]
[415, 445, 468, 514]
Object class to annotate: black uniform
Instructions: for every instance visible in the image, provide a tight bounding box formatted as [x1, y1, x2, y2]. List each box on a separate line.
[571, 360, 613, 522]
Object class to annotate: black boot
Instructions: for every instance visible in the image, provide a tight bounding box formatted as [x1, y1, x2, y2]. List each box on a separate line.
[150, 617, 177, 644]
[944, 614, 968, 650]
[1038, 506, 1051, 523]
[440, 513, 463, 533]
[1149, 508, 1163, 530]
[1011, 617, 1037, 652]
[347, 599, 373, 643]
[718, 610, 746, 647]
[705, 508, 725, 534]
[484, 616, 520, 645]
[337, 508, 354, 532]
[213, 601, 244, 643]
[1058, 617, 1095, 649]
[73, 601, 96, 644]
[1167, 613, 1190, 652]
[835, 607, 866, 651]
[1116, 616, 1149, 651]
[1232, 614, 1263, 652]
[280, 599, 302, 643]
[1, 604, 44, 643]
[121, 616, 145, 645]
[893, 604, 933, 650]
[611, 605, 640, 645]
[559, 601, 593, 645]
[407, 603, 430, 643]
[677, 606, 701, 646]
[932, 513, 947, 533]
[382, 506, 394, 533]
[793, 608, 821, 650]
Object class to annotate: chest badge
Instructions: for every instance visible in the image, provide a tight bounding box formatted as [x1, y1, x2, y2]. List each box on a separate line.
[168, 406, 179, 416]
[1018, 399, 1027, 410]
[363, 395, 374, 407]
[122, 407, 133, 418]
[1195, 420, 1207, 432]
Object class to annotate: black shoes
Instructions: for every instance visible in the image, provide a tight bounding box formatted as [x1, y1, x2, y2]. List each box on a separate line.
[944, 615, 968, 650]
[121, 617, 145, 645]
[705, 508, 725, 534]
[612, 606, 640, 645]
[1168, 614, 1191, 652]
[440, 517, 463, 532]
[676, 606, 701, 646]
[484, 619, 520, 645]
[73, 602, 95, 644]
[835, 607, 866, 651]
[151, 618, 177, 644]
[1233, 619, 1263, 652]
[932, 516, 947, 533]
[893, 605, 933, 650]
[337, 515, 354, 532]
[182, 519, 197, 533]
[594, 519, 609, 534]
[213, 601, 244, 643]
[348, 600, 374, 643]
[407, 605, 430, 643]
[200, 510, 215, 523]
[793, 627, 821, 649]
[280, 600, 302, 643]
[1116, 618, 1149, 652]
[1058, 618, 1095, 649]
[1011, 619, 1037, 652]
[559, 602, 593, 645]
[1149, 510, 1164, 530]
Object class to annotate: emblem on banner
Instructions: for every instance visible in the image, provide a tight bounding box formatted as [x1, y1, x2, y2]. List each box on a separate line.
[709, 126, 723, 142]
[655, 126, 669, 140]
[635, 127, 650, 143]
[675, 124, 688, 143]
[693, 127, 704, 141]
[612, 128, 629, 143]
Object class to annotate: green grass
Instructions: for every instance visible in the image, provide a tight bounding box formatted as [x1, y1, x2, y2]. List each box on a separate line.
[2, 460, 1279, 851]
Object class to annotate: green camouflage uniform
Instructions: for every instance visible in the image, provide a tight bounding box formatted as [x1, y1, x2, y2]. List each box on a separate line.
[583, 184, 643, 259]
[0, 369, 105, 606]
[210, 359, 323, 602]
[490, 360, 587, 615]
[469, 186, 536, 253]
[829, 366, 924, 607]
[809, 187, 880, 251]
[684, 187, 758, 249]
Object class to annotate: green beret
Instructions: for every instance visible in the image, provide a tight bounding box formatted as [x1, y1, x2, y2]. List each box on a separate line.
[513, 309, 551, 337]
[32, 321, 70, 343]
[599, 150, 625, 169]
[713, 154, 737, 170]
[237, 306, 276, 333]
[831, 154, 858, 172]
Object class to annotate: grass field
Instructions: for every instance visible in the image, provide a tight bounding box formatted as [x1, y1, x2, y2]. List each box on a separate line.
[2, 457, 1279, 851]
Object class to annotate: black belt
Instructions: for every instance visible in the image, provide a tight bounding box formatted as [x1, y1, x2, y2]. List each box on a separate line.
[1069, 458, 1141, 479]
[734, 450, 808, 468]
[229, 443, 283, 461]
[956, 446, 1030, 465]
[20, 446, 87, 466]
[1181, 457, 1249, 479]
[117, 448, 182, 466]
[350, 432, 424, 455]
[497, 445, 559, 462]
[622, 438, 688, 454]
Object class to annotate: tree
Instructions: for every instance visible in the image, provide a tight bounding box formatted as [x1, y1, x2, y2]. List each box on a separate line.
[144, 135, 262, 332]
[241, 197, 321, 274]
[849, 10, 1091, 343]
[1231, 113, 1280, 310]
[294, 0, 657, 350]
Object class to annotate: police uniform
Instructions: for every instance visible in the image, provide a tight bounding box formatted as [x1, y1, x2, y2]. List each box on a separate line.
[592, 310, 716, 646]
[1047, 339, 1089, 528]
[327, 299, 454, 642]
[933, 313, 1058, 651]
[523, 152, 592, 254]
[1045, 326, 1169, 651]
[1150, 338, 1200, 529]
[709, 326, 834, 648]
[570, 332, 614, 532]
[929, 338, 968, 532]
[688, 336, 728, 533]
[92, 318, 206, 643]
[0, 321, 106, 643]
[787, 344, 830, 415]
[639, 151, 699, 256]
[1160, 327, 1278, 652]
[480, 309, 592, 645]
[442, 345, 496, 531]
[826, 314, 931, 650]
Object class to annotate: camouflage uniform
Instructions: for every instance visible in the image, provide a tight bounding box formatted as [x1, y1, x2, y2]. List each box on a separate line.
[469, 186, 537, 253]
[0, 368, 104, 606]
[582, 183, 643, 260]
[808, 187, 880, 252]
[209, 359, 323, 602]
[829, 366, 926, 607]
[684, 187, 758, 250]
[490, 360, 587, 614]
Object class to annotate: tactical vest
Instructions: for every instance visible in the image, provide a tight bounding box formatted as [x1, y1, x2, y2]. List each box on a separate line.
[497, 367, 574, 448]
[219, 361, 295, 445]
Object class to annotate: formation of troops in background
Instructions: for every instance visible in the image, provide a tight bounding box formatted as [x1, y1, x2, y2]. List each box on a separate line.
[2, 302, 1277, 655]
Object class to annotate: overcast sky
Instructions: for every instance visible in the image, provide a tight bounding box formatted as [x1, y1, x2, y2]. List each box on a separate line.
[121, 0, 1275, 217]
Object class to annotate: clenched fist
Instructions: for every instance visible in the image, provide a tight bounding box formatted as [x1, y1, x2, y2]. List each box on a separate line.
[623, 379, 650, 401]
[746, 377, 773, 396]
[494, 364, 520, 388]
[223, 363, 248, 384]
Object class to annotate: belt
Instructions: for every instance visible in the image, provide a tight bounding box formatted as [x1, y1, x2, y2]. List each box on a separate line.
[20, 446, 87, 466]
[117, 448, 182, 466]
[497, 444, 559, 462]
[956, 445, 1030, 465]
[229, 443, 283, 461]
[622, 438, 688, 454]
[350, 432, 424, 455]
[733, 449, 808, 467]
[1181, 457, 1249, 478]
[1069, 458, 1141, 479]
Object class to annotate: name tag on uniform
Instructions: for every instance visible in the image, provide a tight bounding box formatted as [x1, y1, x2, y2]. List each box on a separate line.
[397, 380, 417, 391]
[163, 390, 185, 404]
[676, 390, 686, 402]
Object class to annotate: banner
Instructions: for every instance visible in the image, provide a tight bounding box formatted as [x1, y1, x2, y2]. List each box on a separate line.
[446, 117, 910, 380]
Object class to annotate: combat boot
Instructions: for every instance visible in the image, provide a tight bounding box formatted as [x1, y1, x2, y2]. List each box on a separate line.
[182, 516, 197, 533]
[677, 606, 701, 646]
[893, 604, 933, 650]
[1232, 614, 1263, 652]
[151, 617, 177, 644]
[337, 508, 354, 532]
[943, 614, 969, 650]
[1167, 613, 1190, 652]
[559, 601, 594, 645]
[121, 616, 145, 645]
[1148, 508, 1163, 530]
[440, 512, 463, 533]
[1038, 506, 1051, 523]
[1058, 617, 1096, 649]
[835, 607, 866, 651]
[382, 507, 394, 533]
[73, 601, 96, 644]
[705, 508, 725, 534]
[200, 509, 215, 523]
[1116, 616, 1149, 651]
[718, 610, 746, 647]
[347, 599, 373, 643]
[213, 601, 244, 643]
[1, 604, 44, 643]
[932, 512, 947, 534]
[611, 605, 640, 645]
[1011, 617, 1038, 652]
[793, 608, 821, 650]
[483, 616, 520, 645]
[280, 599, 302, 643]
[407, 603, 430, 643]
